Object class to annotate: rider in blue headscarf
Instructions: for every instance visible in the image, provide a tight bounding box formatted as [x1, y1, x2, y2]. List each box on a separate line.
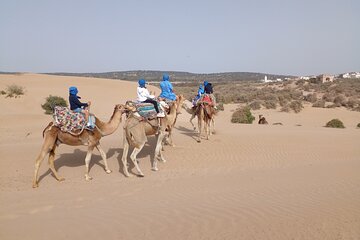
[159, 74, 177, 101]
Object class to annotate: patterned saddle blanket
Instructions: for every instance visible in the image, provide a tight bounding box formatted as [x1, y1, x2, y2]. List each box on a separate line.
[53, 106, 87, 134]
[135, 102, 158, 119]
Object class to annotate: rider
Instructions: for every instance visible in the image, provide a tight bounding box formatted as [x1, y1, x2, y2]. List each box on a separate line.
[159, 74, 177, 101]
[137, 79, 165, 117]
[192, 83, 205, 106]
[204, 80, 217, 109]
[68, 86, 94, 128]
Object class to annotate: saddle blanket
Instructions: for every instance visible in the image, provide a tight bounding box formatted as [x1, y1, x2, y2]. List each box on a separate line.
[135, 103, 158, 119]
[53, 106, 86, 133]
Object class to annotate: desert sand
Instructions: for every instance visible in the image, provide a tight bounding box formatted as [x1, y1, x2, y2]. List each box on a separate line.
[0, 73, 360, 240]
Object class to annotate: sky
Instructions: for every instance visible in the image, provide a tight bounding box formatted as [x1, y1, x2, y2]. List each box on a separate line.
[0, 0, 359, 76]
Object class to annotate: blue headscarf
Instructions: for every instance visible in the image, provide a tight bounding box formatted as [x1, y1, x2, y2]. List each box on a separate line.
[69, 86, 78, 95]
[204, 81, 209, 87]
[163, 74, 170, 81]
[138, 79, 146, 88]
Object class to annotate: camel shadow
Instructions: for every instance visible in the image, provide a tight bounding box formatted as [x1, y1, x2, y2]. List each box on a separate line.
[175, 125, 199, 142]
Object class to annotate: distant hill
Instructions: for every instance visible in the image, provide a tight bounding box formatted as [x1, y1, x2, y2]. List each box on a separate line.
[46, 71, 295, 83]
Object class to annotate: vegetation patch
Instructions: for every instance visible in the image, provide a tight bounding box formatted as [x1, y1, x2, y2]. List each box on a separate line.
[3, 84, 25, 98]
[325, 119, 345, 129]
[231, 107, 255, 124]
[41, 95, 68, 114]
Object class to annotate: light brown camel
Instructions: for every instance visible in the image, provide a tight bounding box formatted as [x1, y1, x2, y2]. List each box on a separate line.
[121, 96, 183, 177]
[194, 101, 216, 142]
[182, 99, 216, 137]
[32, 104, 125, 188]
[258, 114, 268, 124]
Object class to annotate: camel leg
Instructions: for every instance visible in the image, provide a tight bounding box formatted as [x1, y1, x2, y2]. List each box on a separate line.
[205, 120, 210, 140]
[84, 145, 95, 181]
[121, 134, 131, 177]
[32, 135, 57, 188]
[190, 113, 196, 131]
[129, 143, 145, 177]
[197, 111, 202, 143]
[153, 131, 166, 171]
[211, 118, 215, 135]
[48, 145, 65, 182]
[96, 143, 112, 174]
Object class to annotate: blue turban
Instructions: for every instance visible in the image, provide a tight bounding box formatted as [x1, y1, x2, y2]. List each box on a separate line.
[163, 74, 170, 81]
[138, 79, 146, 87]
[204, 81, 209, 86]
[69, 86, 78, 95]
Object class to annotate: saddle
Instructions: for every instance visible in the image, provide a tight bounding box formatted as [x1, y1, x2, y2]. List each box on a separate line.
[125, 101, 158, 119]
[53, 106, 94, 135]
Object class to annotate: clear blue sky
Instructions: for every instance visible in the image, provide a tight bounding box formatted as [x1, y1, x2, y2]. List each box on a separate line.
[0, 0, 359, 76]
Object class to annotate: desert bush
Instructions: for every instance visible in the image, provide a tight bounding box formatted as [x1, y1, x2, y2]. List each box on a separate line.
[304, 93, 317, 103]
[322, 93, 334, 102]
[5, 84, 25, 98]
[345, 98, 359, 109]
[248, 101, 262, 110]
[216, 102, 224, 111]
[264, 100, 277, 109]
[0, 90, 6, 95]
[289, 100, 303, 113]
[312, 100, 325, 108]
[231, 107, 255, 124]
[325, 119, 345, 128]
[280, 104, 290, 112]
[41, 95, 68, 114]
[333, 95, 347, 106]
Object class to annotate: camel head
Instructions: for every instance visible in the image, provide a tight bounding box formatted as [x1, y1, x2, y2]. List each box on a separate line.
[176, 95, 185, 114]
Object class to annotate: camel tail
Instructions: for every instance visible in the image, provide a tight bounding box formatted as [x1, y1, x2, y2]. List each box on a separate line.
[42, 122, 54, 138]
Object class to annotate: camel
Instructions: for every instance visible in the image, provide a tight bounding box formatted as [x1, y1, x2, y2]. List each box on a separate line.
[194, 101, 217, 142]
[32, 104, 126, 188]
[258, 114, 268, 124]
[182, 99, 216, 137]
[121, 95, 184, 177]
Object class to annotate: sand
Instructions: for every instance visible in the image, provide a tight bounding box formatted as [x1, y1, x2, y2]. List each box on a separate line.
[0, 73, 359, 240]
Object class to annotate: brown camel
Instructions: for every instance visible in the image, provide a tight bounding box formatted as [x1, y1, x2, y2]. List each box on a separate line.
[196, 101, 216, 142]
[32, 104, 125, 188]
[121, 96, 183, 177]
[182, 99, 216, 138]
[258, 114, 268, 124]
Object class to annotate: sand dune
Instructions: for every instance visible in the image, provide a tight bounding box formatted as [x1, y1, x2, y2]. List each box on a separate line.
[1, 73, 360, 240]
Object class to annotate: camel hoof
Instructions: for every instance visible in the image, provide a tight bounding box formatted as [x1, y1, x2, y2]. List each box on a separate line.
[85, 176, 93, 181]
[152, 167, 159, 171]
[137, 174, 145, 177]
[58, 177, 65, 182]
[32, 183, 39, 188]
[105, 169, 112, 174]
[124, 173, 131, 178]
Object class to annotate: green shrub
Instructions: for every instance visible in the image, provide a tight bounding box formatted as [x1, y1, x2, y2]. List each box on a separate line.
[41, 95, 68, 114]
[231, 107, 255, 124]
[325, 119, 345, 128]
[5, 84, 25, 98]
